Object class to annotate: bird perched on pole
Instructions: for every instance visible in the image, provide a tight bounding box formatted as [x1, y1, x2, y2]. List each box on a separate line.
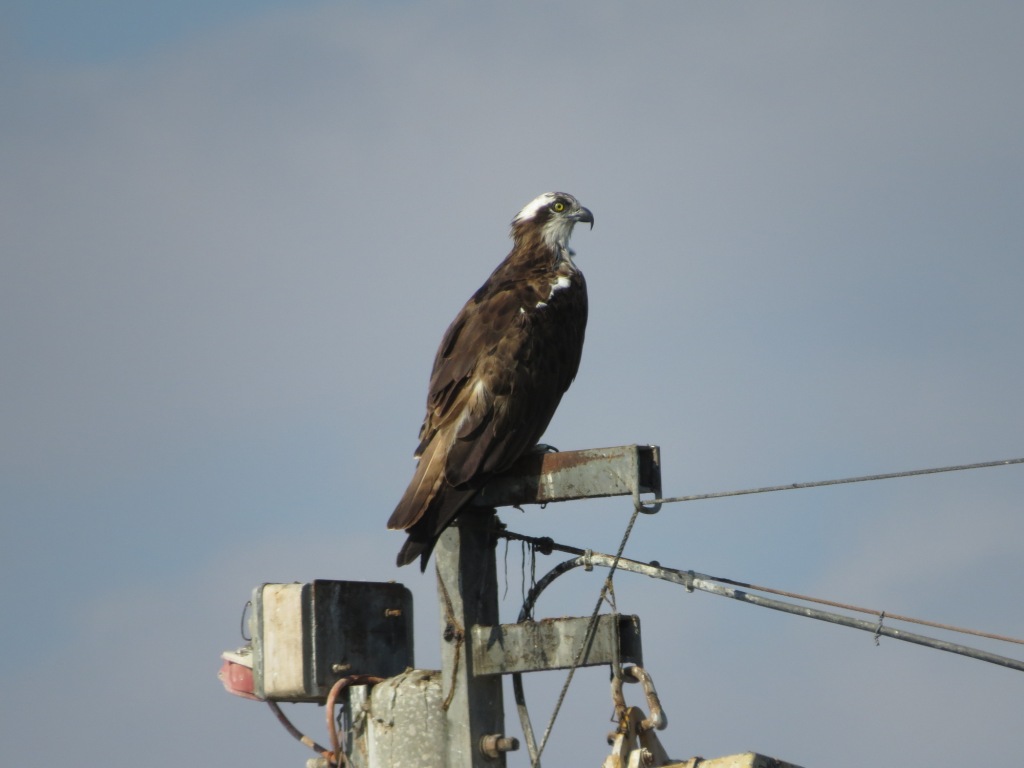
[389, 192, 594, 570]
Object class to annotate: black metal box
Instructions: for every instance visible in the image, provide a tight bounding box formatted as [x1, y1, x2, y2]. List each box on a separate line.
[251, 580, 413, 702]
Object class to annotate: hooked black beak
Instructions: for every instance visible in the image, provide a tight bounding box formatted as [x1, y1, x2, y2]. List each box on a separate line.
[571, 206, 595, 229]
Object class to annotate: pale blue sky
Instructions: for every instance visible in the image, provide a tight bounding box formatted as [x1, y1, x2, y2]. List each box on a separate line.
[6, 0, 326, 62]
[2, 2, 1023, 766]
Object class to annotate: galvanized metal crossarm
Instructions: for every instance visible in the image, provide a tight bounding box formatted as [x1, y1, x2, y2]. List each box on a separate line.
[470, 615, 643, 676]
[470, 444, 662, 510]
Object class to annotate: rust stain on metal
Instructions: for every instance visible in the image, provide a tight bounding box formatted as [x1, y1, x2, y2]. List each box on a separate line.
[503, 446, 629, 478]
[471, 444, 661, 509]
[538, 450, 594, 472]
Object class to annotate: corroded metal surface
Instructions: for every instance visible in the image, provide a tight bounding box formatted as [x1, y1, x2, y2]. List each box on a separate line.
[250, 580, 413, 702]
[365, 670, 445, 768]
[471, 444, 661, 508]
[471, 614, 642, 676]
[435, 515, 508, 768]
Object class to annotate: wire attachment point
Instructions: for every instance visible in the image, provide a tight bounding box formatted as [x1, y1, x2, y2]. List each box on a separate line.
[874, 611, 886, 646]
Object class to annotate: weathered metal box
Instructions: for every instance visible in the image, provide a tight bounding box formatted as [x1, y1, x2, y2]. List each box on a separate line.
[250, 580, 413, 702]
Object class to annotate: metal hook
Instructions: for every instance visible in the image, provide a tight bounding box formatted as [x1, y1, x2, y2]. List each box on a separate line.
[239, 600, 252, 642]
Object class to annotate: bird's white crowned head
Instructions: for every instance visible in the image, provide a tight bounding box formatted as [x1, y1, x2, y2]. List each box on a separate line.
[511, 192, 594, 250]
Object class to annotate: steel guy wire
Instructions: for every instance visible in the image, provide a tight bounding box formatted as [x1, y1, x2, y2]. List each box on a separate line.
[526, 500, 644, 767]
[499, 529, 1024, 649]
[646, 457, 1024, 505]
[499, 536, 1024, 673]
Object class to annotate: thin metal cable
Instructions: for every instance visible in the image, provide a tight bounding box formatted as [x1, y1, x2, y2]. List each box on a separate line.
[502, 456, 1024, 761]
[435, 565, 465, 712]
[497, 530, 1024, 648]
[505, 547, 1024, 675]
[512, 558, 583, 766]
[678, 567, 1024, 672]
[529, 503, 644, 767]
[501, 538, 510, 601]
[708, 575, 1024, 647]
[647, 457, 1024, 505]
[266, 701, 332, 759]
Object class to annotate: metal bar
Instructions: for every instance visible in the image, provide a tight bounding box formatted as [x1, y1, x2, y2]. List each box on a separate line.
[558, 554, 1024, 673]
[470, 444, 661, 508]
[471, 615, 642, 676]
[434, 513, 508, 768]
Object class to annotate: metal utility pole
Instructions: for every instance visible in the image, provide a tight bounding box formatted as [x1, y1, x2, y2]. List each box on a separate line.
[434, 512, 510, 767]
[416, 445, 662, 768]
[222, 444, 807, 767]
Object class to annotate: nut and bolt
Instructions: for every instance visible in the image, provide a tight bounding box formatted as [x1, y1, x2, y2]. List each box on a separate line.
[479, 734, 519, 759]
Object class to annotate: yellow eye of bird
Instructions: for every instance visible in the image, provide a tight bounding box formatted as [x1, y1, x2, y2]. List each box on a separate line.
[552, 201, 566, 212]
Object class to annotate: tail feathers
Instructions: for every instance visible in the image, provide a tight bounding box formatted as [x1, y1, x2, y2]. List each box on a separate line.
[395, 535, 431, 571]
[388, 437, 448, 531]
[394, 484, 479, 570]
[390, 435, 481, 569]
[395, 529, 438, 572]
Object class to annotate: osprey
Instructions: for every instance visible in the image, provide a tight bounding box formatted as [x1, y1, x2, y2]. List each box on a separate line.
[389, 192, 594, 569]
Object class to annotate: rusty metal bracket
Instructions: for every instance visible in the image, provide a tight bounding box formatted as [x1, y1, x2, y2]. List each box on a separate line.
[471, 444, 662, 511]
[471, 614, 642, 677]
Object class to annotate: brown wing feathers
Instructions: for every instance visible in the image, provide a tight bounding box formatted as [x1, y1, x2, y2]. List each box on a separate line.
[388, 192, 591, 570]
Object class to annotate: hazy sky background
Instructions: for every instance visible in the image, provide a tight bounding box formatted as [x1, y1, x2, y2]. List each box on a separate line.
[2, 2, 1022, 766]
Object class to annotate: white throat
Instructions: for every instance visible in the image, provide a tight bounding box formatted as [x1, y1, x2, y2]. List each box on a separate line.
[541, 217, 577, 252]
